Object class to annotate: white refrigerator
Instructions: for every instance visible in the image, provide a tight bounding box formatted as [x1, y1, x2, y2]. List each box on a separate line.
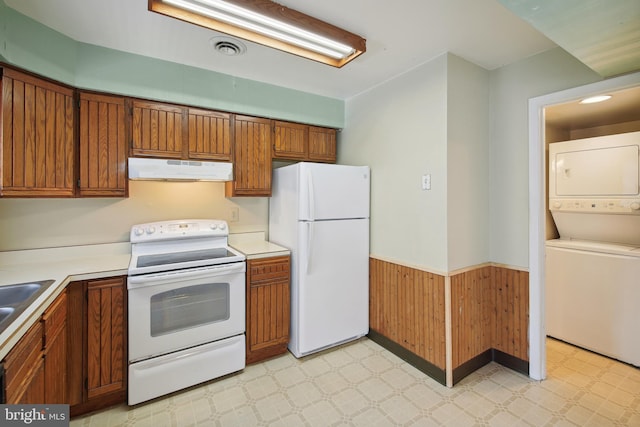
[269, 162, 370, 358]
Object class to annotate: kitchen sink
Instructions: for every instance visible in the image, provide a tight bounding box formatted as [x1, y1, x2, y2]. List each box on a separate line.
[0, 283, 44, 306]
[0, 280, 55, 333]
[0, 307, 15, 324]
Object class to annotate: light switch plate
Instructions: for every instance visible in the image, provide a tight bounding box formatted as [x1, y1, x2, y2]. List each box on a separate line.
[422, 174, 431, 190]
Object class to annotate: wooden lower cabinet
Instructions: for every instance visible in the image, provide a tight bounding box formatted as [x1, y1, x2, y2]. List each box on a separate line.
[43, 291, 67, 403]
[68, 276, 127, 416]
[246, 256, 291, 364]
[3, 290, 67, 404]
[3, 320, 45, 403]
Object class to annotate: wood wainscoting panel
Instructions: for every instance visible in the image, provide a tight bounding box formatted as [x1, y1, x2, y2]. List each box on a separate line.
[369, 258, 446, 370]
[492, 266, 529, 361]
[450, 266, 493, 369]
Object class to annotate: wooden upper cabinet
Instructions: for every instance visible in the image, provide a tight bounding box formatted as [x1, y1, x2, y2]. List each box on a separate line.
[79, 92, 128, 197]
[272, 121, 337, 164]
[273, 120, 308, 160]
[1, 68, 75, 197]
[226, 115, 272, 197]
[188, 108, 232, 161]
[131, 100, 233, 161]
[131, 99, 186, 159]
[308, 126, 337, 163]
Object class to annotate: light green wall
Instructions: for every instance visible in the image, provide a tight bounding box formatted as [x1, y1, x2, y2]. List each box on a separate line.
[74, 44, 342, 127]
[0, 1, 77, 84]
[488, 47, 601, 268]
[341, 54, 449, 273]
[0, 1, 343, 128]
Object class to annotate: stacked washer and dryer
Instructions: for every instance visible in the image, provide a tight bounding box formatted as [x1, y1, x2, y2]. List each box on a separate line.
[546, 130, 640, 367]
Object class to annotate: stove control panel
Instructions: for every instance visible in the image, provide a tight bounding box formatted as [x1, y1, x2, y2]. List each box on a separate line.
[130, 219, 229, 243]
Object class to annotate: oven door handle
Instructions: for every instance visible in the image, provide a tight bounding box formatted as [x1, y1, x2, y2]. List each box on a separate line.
[128, 262, 246, 289]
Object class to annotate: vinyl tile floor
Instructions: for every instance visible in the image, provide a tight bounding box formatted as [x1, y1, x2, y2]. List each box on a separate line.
[70, 337, 640, 426]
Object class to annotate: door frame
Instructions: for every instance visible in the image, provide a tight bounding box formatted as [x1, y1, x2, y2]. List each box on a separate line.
[527, 71, 640, 381]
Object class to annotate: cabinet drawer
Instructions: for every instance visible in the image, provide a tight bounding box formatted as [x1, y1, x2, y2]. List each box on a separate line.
[248, 257, 290, 283]
[4, 321, 43, 400]
[42, 291, 67, 346]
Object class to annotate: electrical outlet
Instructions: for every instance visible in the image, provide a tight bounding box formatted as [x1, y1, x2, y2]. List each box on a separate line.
[230, 207, 239, 222]
[421, 174, 431, 190]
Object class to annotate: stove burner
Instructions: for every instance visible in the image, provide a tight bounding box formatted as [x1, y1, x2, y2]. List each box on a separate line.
[136, 248, 236, 269]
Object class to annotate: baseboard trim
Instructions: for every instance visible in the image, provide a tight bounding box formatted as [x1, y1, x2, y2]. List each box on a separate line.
[367, 329, 447, 386]
[452, 349, 493, 384]
[492, 349, 530, 376]
[368, 331, 530, 387]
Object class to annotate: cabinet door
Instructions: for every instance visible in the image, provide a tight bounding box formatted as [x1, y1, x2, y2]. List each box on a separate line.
[246, 256, 290, 364]
[4, 320, 44, 403]
[42, 291, 67, 404]
[86, 277, 127, 400]
[273, 121, 308, 160]
[1, 68, 75, 197]
[13, 359, 45, 404]
[131, 100, 185, 159]
[225, 115, 272, 197]
[79, 92, 128, 197]
[308, 126, 337, 163]
[188, 108, 232, 161]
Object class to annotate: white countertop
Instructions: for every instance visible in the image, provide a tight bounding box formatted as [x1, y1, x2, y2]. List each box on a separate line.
[0, 232, 288, 360]
[0, 242, 131, 360]
[229, 232, 290, 259]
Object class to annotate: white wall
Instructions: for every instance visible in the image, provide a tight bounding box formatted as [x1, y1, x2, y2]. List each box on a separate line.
[340, 54, 449, 273]
[342, 48, 602, 273]
[0, 181, 267, 251]
[489, 47, 601, 268]
[446, 55, 490, 271]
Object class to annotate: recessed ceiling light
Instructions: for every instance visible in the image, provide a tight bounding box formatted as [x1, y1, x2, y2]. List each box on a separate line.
[579, 95, 612, 104]
[210, 36, 246, 56]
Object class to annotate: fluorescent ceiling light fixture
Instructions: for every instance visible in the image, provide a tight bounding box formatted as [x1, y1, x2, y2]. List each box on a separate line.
[149, 0, 366, 67]
[579, 95, 612, 104]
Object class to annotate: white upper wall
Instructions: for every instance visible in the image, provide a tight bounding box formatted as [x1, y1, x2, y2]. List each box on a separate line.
[342, 48, 603, 274]
[446, 54, 490, 271]
[341, 54, 449, 273]
[0, 182, 267, 251]
[489, 47, 601, 268]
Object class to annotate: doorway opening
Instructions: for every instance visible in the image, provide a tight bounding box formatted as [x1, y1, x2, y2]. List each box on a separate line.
[527, 72, 640, 381]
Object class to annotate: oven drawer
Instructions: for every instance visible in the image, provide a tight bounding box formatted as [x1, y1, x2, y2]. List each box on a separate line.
[128, 334, 245, 405]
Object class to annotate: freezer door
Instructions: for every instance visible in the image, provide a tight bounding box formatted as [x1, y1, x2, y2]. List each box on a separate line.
[298, 163, 370, 221]
[293, 218, 369, 357]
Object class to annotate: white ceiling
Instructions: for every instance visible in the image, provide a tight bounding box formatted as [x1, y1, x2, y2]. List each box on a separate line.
[5, 0, 559, 100]
[498, 0, 640, 78]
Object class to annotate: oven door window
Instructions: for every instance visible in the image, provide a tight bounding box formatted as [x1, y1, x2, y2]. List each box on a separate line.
[150, 283, 229, 336]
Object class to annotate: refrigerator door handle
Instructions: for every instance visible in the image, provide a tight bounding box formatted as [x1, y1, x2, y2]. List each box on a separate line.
[307, 168, 316, 221]
[305, 221, 314, 274]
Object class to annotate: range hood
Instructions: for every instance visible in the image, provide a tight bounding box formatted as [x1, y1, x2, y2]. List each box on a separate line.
[128, 157, 233, 181]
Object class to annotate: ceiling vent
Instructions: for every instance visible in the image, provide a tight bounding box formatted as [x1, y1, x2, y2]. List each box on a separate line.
[210, 36, 246, 56]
